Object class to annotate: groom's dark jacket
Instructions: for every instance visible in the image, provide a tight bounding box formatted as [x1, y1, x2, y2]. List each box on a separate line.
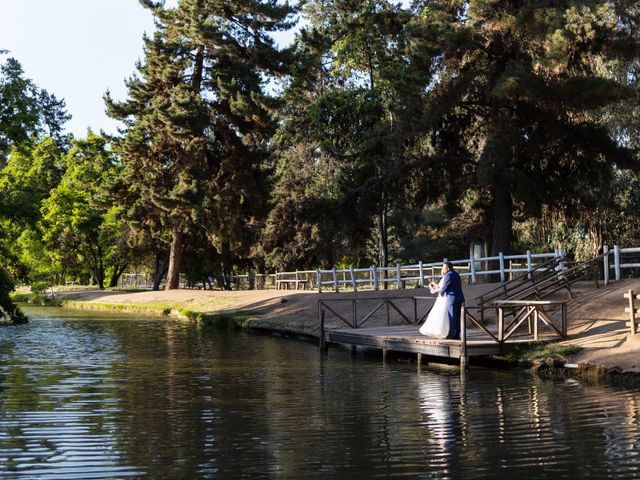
[440, 271, 465, 304]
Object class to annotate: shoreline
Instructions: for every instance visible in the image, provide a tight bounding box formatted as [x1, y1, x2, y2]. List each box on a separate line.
[14, 281, 640, 384]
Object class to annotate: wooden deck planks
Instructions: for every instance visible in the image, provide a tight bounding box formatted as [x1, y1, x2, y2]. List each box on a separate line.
[327, 324, 549, 359]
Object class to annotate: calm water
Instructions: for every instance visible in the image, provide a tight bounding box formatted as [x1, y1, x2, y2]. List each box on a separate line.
[1, 308, 639, 479]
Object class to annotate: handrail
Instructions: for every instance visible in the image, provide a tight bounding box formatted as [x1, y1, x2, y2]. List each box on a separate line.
[477, 256, 562, 305]
[318, 296, 434, 349]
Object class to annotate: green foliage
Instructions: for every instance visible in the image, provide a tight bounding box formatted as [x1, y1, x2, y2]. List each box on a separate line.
[0, 56, 70, 159]
[106, 0, 296, 288]
[500, 341, 582, 364]
[0, 267, 27, 324]
[3, 2, 640, 289]
[39, 133, 130, 289]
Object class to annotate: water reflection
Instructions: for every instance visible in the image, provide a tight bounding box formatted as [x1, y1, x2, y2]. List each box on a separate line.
[0, 308, 640, 478]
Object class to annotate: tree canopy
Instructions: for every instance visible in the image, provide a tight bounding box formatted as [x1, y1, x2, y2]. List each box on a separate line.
[1, 0, 640, 296]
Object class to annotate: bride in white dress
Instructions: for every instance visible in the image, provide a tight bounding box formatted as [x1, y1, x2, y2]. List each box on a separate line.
[419, 278, 450, 338]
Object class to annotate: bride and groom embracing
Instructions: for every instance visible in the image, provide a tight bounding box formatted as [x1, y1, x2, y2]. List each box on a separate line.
[419, 261, 465, 340]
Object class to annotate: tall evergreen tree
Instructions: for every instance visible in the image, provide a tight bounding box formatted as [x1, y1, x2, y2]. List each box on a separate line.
[106, 0, 295, 289]
[411, 0, 640, 255]
[0, 56, 70, 160]
[264, 0, 426, 269]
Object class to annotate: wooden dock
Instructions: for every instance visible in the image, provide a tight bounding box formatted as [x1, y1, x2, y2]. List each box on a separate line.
[319, 296, 569, 366]
[328, 325, 500, 358]
[326, 324, 560, 364]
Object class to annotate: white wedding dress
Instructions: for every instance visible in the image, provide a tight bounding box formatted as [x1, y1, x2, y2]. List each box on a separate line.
[419, 279, 450, 338]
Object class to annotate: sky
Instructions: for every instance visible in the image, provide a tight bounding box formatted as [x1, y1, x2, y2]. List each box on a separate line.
[0, 1, 170, 137]
[0, 1, 408, 139]
[0, 1, 303, 139]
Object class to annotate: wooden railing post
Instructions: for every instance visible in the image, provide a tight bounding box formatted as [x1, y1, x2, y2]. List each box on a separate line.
[419, 261, 425, 288]
[526, 250, 533, 280]
[470, 255, 476, 284]
[332, 268, 339, 292]
[350, 266, 357, 292]
[372, 265, 379, 290]
[396, 263, 402, 289]
[499, 252, 505, 282]
[316, 268, 322, 293]
[614, 245, 621, 281]
[352, 299, 357, 328]
[603, 245, 609, 285]
[627, 290, 637, 335]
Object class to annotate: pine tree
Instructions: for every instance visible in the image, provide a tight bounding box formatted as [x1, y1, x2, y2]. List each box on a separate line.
[411, 0, 640, 255]
[107, 0, 295, 289]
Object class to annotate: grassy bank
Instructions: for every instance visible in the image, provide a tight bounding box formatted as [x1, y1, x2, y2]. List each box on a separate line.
[13, 293, 316, 337]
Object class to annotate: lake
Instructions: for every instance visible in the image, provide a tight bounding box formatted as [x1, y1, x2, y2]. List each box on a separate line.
[1, 307, 639, 479]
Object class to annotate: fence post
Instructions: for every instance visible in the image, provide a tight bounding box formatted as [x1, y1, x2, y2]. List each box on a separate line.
[332, 268, 339, 292]
[316, 268, 322, 293]
[603, 245, 609, 285]
[469, 255, 476, 284]
[419, 261, 424, 288]
[372, 265, 379, 290]
[628, 290, 636, 335]
[350, 266, 357, 292]
[526, 250, 533, 279]
[396, 263, 402, 289]
[499, 252, 505, 282]
[558, 248, 565, 272]
[614, 245, 621, 281]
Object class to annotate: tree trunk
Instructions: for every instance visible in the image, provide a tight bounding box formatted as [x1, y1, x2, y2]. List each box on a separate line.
[490, 178, 513, 256]
[152, 252, 168, 291]
[377, 198, 389, 290]
[221, 241, 232, 291]
[108, 263, 127, 288]
[96, 246, 105, 290]
[166, 229, 183, 290]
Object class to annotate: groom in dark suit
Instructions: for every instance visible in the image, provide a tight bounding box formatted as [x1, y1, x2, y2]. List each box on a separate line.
[439, 261, 465, 339]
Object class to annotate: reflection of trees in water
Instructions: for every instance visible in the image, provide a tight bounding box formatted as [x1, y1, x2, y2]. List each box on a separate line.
[4, 314, 640, 478]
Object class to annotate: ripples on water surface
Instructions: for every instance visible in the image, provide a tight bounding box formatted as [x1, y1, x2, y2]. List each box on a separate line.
[1, 307, 639, 479]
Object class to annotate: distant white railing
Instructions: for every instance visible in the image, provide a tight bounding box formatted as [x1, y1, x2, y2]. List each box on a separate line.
[117, 245, 640, 292]
[602, 245, 640, 285]
[315, 250, 564, 293]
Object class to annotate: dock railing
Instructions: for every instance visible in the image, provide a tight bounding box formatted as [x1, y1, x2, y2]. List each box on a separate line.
[318, 296, 568, 352]
[318, 296, 432, 350]
[624, 290, 640, 335]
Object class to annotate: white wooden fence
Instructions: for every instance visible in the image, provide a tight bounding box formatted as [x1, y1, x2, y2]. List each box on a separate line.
[602, 245, 640, 285]
[315, 250, 563, 293]
[118, 245, 640, 292]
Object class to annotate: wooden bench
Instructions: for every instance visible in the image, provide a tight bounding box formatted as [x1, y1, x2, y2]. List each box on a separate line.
[276, 279, 309, 290]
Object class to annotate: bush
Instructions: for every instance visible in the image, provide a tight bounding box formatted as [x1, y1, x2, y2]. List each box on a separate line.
[0, 268, 28, 324]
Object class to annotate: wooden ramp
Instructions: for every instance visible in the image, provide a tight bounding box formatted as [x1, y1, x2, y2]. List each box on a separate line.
[327, 325, 552, 360]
